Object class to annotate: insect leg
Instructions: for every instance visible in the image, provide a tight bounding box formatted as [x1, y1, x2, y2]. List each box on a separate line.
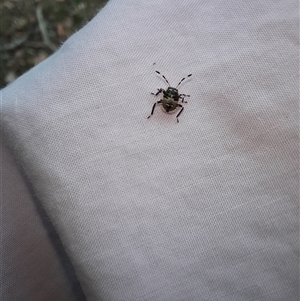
[148, 100, 162, 119]
[151, 88, 164, 96]
[176, 104, 184, 123]
[179, 94, 190, 103]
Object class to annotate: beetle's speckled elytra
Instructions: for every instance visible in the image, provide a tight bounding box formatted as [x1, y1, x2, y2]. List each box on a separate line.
[147, 71, 192, 123]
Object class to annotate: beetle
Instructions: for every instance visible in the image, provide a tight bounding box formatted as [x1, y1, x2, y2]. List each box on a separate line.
[147, 71, 192, 122]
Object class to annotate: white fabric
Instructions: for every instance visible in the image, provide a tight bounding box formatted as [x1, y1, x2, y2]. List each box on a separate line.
[1, 141, 78, 301]
[1, 0, 298, 300]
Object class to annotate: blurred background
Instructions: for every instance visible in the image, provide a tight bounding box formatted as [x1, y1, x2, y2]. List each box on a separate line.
[1, 0, 109, 88]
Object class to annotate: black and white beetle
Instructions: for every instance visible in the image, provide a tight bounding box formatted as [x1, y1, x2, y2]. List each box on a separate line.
[148, 71, 192, 122]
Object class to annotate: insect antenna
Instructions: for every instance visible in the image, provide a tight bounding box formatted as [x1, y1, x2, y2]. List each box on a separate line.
[155, 70, 170, 87]
[176, 74, 192, 88]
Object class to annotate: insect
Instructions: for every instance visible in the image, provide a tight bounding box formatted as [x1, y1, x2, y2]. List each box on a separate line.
[148, 71, 192, 122]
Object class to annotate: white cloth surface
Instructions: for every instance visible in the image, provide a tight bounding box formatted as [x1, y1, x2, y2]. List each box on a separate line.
[1, 0, 298, 300]
[1, 140, 79, 301]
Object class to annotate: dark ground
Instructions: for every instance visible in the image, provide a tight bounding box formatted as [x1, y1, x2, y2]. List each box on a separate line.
[1, 0, 109, 88]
